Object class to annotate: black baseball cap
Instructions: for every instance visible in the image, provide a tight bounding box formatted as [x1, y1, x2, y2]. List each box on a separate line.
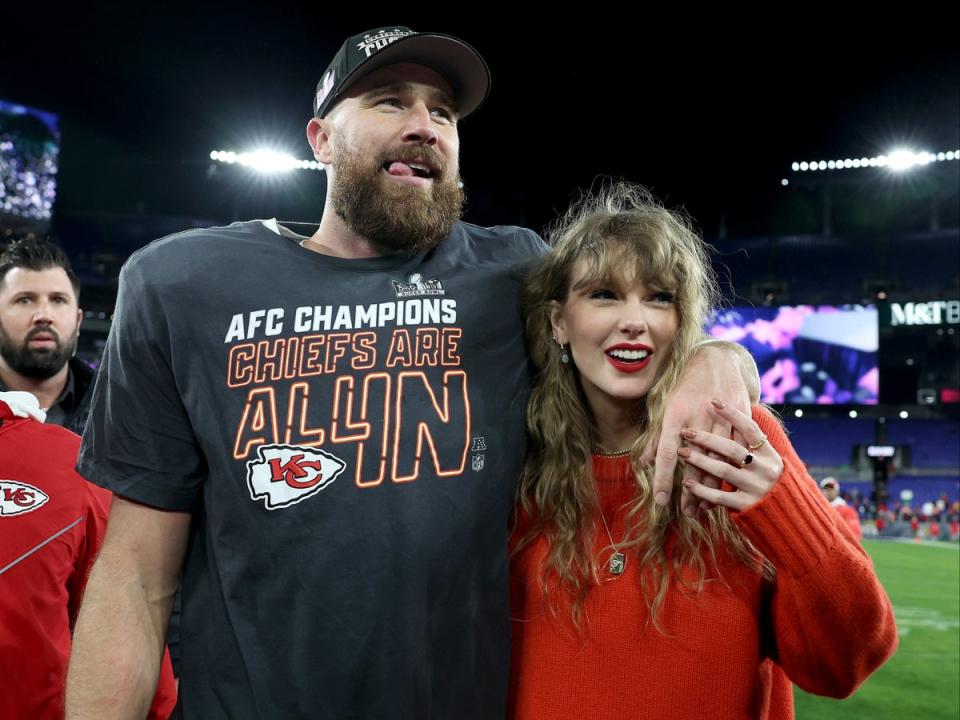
[313, 27, 491, 119]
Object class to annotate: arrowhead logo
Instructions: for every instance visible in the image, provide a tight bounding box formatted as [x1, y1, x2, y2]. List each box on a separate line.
[0, 480, 50, 517]
[246, 444, 346, 510]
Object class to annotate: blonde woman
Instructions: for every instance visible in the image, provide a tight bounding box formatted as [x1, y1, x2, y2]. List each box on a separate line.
[509, 183, 897, 720]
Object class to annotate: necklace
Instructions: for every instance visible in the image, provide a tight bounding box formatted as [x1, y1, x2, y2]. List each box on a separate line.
[598, 507, 626, 576]
[592, 434, 641, 458]
[591, 446, 632, 457]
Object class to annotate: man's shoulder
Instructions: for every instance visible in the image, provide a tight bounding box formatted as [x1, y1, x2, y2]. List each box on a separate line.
[118, 220, 283, 291]
[1, 414, 82, 465]
[449, 221, 547, 261]
[124, 220, 275, 271]
[454, 220, 544, 245]
[0, 417, 107, 521]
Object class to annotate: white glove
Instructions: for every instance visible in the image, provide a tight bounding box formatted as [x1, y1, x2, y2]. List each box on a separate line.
[0, 391, 47, 422]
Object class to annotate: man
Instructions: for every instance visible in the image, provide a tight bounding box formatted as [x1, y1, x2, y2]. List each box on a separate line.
[0, 237, 94, 434]
[0, 391, 176, 719]
[67, 27, 754, 718]
[819, 476, 863, 540]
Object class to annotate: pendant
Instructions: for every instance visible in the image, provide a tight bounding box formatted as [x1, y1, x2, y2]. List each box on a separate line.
[608, 551, 626, 576]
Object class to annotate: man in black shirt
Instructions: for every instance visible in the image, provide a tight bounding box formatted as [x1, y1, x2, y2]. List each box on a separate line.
[0, 237, 92, 434]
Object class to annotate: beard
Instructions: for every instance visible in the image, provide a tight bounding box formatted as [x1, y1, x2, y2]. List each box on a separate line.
[330, 143, 464, 255]
[0, 323, 77, 380]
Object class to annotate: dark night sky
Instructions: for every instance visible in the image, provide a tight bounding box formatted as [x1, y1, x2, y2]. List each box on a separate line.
[3, 6, 958, 238]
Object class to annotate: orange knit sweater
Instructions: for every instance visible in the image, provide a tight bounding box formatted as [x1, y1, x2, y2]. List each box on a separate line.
[508, 408, 897, 720]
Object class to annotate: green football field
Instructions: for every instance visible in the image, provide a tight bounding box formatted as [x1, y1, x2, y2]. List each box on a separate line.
[794, 539, 960, 719]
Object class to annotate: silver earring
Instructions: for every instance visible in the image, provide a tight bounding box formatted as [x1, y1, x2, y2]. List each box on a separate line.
[552, 335, 570, 364]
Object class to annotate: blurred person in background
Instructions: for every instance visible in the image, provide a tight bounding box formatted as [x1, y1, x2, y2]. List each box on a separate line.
[819, 477, 863, 540]
[0, 237, 93, 434]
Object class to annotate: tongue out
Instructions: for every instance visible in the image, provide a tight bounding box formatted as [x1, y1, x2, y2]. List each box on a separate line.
[387, 162, 414, 177]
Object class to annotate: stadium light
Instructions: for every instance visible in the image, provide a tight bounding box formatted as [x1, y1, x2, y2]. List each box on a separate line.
[209, 148, 324, 173]
[794, 409, 803, 418]
[899, 410, 909, 419]
[788, 147, 958, 175]
[849, 410, 858, 418]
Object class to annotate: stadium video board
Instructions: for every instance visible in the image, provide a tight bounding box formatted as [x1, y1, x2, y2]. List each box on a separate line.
[706, 304, 879, 405]
[0, 99, 60, 222]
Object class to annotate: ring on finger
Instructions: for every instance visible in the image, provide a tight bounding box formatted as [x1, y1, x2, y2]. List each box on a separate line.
[747, 435, 768, 451]
[738, 452, 754, 468]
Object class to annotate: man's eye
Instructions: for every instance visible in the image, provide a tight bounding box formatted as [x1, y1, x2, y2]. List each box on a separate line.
[431, 107, 455, 122]
[377, 97, 403, 108]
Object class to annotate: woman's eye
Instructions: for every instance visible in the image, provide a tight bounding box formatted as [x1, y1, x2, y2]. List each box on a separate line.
[588, 289, 617, 300]
[651, 292, 675, 304]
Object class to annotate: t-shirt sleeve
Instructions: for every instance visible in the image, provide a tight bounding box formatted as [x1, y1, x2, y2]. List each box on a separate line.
[77, 252, 206, 511]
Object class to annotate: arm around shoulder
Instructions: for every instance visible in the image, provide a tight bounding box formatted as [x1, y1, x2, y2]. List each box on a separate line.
[695, 339, 760, 404]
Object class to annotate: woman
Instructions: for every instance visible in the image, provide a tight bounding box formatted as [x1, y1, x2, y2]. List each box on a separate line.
[509, 183, 896, 719]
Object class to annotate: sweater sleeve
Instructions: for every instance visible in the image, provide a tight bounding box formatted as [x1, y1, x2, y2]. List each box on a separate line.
[731, 407, 898, 698]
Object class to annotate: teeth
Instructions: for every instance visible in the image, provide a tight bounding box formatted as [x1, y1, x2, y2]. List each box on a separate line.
[408, 162, 431, 176]
[608, 349, 649, 361]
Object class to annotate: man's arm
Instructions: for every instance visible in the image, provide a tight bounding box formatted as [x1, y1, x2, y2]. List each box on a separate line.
[66, 497, 190, 720]
[649, 341, 759, 513]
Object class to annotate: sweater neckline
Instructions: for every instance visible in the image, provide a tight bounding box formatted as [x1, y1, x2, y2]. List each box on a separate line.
[591, 452, 636, 484]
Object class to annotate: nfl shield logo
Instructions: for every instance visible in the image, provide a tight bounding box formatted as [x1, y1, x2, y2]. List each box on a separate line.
[472, 454, 485, 471]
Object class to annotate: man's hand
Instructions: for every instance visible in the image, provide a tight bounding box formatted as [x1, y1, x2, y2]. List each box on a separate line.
[646, 342, 758, 513]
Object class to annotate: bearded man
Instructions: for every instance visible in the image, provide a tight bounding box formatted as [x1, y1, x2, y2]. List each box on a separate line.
[0, 237, 92, 433]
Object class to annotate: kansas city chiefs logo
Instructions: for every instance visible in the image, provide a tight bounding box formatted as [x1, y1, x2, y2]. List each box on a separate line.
[246, 444, 347, 510]
[0, 480, 50, 517]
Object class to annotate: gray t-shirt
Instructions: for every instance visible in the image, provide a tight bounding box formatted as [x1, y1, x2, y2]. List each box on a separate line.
[78, 219, 546, 719]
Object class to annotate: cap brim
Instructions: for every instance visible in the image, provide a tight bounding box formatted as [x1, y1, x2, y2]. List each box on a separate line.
[331, 33, 490, 119]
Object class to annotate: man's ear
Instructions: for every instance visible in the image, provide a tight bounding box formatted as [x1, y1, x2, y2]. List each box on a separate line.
[306, 117, 335, 165]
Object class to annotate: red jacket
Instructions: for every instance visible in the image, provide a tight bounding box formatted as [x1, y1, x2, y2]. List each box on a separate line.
[0, 400, 176, 719]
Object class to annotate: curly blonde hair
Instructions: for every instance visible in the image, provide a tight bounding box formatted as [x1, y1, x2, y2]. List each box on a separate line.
[516, 182, 770, 628]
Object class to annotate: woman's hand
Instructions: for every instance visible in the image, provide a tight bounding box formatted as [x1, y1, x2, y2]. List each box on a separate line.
[677, 399, 784, 512]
